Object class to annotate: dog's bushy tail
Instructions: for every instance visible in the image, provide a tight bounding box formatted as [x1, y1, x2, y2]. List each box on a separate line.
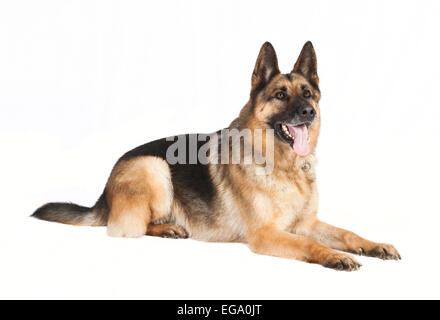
[31, 194, 108, 226]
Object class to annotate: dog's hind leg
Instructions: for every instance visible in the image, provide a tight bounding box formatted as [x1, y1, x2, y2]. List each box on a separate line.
[107, 195, 150, 238]
[147, 223, 188, 239]
[105, 156, 173, 238]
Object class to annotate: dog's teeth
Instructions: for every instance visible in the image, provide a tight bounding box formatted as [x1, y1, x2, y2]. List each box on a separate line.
[307, 137, 311, 143]
[280, 124, 294, 139]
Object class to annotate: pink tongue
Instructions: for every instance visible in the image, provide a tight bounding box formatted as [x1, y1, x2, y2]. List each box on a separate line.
[287, 124, 310, 156]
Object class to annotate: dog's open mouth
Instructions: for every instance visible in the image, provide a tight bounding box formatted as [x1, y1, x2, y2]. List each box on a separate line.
[276, 123, 311, 156]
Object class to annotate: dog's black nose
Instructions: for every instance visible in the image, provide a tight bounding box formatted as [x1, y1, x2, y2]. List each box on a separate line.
[298, 105, 316, 122]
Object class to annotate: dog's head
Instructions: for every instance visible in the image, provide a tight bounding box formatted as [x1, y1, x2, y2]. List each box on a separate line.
[246, 41, 321, 157]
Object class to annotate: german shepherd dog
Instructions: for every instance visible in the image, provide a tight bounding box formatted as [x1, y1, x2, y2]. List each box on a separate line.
[33, 41, 401, 271]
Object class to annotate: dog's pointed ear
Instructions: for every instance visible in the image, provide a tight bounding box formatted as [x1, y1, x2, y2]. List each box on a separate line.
[292, 41, 319, 87]
[251, 42, 280, 92]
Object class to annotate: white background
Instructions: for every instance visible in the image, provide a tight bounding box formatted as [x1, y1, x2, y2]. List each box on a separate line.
[1, 0, 439, 299]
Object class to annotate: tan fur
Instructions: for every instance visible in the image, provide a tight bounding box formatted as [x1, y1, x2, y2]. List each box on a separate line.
[106, 156, 172, 237]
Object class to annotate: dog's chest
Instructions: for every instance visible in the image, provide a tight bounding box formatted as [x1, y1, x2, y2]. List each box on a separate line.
[260, 157, 318, 228]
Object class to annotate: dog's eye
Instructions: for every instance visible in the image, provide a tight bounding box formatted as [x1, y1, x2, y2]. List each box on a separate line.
[303, 89, 312, 98]
[275, 91, 287, 100]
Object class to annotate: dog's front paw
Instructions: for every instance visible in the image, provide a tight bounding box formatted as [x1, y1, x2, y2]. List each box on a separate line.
[354, 243, 401, 260]
[368, 244, 401, 260]
[321, 253, 362, 272]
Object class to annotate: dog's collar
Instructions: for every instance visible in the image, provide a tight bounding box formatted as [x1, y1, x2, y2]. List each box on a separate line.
[301, 161, 312, 172]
